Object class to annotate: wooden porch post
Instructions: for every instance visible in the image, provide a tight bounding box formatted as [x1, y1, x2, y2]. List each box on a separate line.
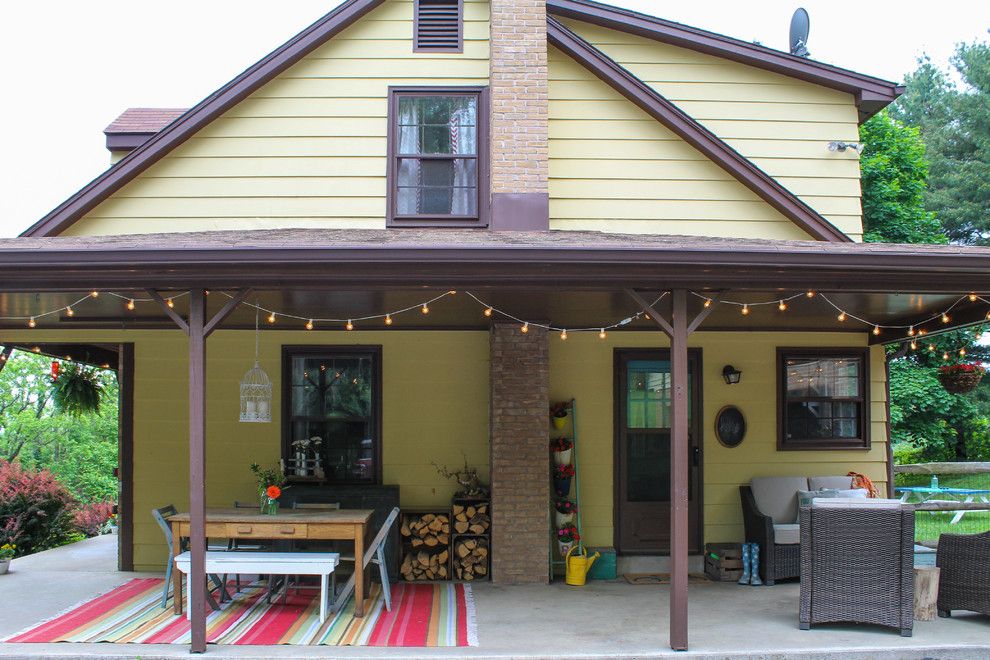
[187, 289, 208, 653]
[668, 289, 689, 651]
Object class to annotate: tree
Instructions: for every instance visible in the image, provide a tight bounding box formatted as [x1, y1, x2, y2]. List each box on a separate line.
[859, 111, 945, 244]
[892, 45, 990, 244]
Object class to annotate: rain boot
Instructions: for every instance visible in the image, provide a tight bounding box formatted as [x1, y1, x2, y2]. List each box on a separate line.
[749, 543, 763, 585]
[737, 542, 751, 585]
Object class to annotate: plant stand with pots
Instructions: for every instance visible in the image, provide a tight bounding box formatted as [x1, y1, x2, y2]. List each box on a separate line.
[549, 399, 583, 580]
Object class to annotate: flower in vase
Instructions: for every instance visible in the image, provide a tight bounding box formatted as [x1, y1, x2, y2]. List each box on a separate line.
[266, 485, 282, 500]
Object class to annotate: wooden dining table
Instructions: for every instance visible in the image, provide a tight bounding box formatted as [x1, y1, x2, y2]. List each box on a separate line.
[167, 507, 374, 616]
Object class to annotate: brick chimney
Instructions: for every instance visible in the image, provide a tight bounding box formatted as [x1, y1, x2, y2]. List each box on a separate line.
[488, 0, 549, 230]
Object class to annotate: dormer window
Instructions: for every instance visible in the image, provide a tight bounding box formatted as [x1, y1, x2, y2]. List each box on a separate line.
[386, 87, 489, 227]
[414, 0, 462, 52]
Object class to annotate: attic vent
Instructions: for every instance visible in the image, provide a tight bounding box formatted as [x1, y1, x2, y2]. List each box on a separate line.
[414, 0, 462, 52]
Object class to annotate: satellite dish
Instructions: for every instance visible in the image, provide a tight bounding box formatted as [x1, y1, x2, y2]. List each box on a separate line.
[789, 8, 810, 58]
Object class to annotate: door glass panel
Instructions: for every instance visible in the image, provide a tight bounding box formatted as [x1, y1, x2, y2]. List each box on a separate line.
[626, 360, 692, 429]
[627, 431, 670, 502]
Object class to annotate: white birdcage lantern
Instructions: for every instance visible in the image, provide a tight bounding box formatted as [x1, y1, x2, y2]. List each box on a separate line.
[240, 308, 272, 423]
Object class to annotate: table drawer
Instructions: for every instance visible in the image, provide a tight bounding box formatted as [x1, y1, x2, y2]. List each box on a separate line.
[224, 523, 308, 539]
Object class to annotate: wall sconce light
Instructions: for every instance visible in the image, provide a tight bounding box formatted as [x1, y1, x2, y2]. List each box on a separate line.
[722, 365, 742, 385]
[827, 141, 864, 154]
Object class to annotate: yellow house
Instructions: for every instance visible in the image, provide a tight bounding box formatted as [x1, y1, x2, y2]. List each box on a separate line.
[3, 0, 988, 652]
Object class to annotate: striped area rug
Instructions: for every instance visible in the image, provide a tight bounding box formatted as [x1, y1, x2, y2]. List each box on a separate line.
[4, 578, 477, 647]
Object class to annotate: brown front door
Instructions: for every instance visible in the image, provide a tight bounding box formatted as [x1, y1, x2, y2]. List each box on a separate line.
[615, 349, 703, 554]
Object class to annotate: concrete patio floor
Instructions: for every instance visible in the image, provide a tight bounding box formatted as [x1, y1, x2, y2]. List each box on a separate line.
[1, 535, 988, 659]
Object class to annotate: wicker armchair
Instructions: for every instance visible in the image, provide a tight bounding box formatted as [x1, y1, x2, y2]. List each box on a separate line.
[740, 486, 800, 585]
[937, 531, 990, 618]
[799, 504, 914, 636]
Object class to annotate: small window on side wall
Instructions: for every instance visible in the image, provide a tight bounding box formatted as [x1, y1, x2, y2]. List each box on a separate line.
[414, 0, 462, 52]
[777, 348, 870, 450]
[387, 88, 488, 227]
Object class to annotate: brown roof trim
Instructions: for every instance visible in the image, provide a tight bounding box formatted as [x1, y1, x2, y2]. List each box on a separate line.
[546, 0, 903, 123]
[20, 0, 385, 238]
[547, 18, 851, 243]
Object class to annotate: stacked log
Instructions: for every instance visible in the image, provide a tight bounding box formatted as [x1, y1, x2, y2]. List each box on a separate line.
[400, 512, 451, 581]
[452, 503, 490, 535]
[453, 537, 489, 580]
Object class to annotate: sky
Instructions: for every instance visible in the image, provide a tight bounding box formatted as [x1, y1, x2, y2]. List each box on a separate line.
[1, 1, 988, 237]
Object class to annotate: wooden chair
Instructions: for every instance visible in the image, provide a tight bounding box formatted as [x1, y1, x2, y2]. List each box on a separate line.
[151, 505, 227, 609]
[333, 506, 400, 612]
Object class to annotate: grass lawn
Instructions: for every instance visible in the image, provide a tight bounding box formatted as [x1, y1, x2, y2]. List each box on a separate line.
[894, 472, 990, 543]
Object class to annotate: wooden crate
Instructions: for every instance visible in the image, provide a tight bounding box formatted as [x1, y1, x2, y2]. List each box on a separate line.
[704, 542, 743, 582]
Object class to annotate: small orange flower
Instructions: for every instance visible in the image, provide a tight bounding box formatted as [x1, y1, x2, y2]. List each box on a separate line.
[266, 485, 282, 500]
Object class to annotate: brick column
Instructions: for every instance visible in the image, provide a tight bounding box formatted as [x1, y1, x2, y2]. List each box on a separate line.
[489, 321, 549, 583]
[488, 0, 549, 230]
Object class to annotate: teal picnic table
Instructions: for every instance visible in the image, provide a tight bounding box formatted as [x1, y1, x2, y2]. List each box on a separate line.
[896, 485, 990, 524]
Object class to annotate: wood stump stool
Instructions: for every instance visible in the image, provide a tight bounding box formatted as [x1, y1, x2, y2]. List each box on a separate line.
[913, 566, 940, 621]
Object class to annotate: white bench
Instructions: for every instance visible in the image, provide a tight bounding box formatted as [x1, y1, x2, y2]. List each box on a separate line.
[174, 551, 339, 623]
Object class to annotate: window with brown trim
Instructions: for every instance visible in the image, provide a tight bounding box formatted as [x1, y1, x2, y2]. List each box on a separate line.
[387, 87, 488, 227]
[777, 348, 870, 450]
[414, 0, 463, 52]
[282, 346, 382, 483]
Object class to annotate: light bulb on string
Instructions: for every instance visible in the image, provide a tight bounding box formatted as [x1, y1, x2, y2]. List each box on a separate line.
[599, 328, 607, 339]
[305, 319, 314, 330]
[28, 317, 36, 328]
[942, 313, 950, 324]
[520, 322, 529, 334]
[484, 307, 493, 317]
[873, 325, 881, 336]
[778, 300, 787, 312]
[943, 351, 950, 361]
[167, 298, 175, 309]
[267, 312, 276, 324]
[560, 329, 568, 340]
[928, 344, 936, 352]
[970, 293, 978, 302]
[66, 306, 74, 317]
[837, 311, 847, 322]
[90, 291, 99, 298]
[703, 298, 712, 308]
[806, 290, 816, 298]
[384, 314, 392, 326]
[908, 326, 915, 336]
[741, 304, 750, 316]
[919, 328, 928, 336]
[910, 340, 918, 351]
[421, 304, 429, 315]
[346, 320, 354, 331]
[448, 290, 457, 295]
[126, 299, 135, 311]
[960, 348, 967, 357]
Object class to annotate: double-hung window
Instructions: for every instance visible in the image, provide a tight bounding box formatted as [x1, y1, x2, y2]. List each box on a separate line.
[387, 88, 488, 227]
[778, 348, 870, 450]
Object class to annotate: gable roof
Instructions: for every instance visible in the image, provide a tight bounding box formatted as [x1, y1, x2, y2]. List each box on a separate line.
[547, 18, 851, 243]
[547, 0, 903, 122]
[20, 0, 385, 238]
[104, 108, 187, 151]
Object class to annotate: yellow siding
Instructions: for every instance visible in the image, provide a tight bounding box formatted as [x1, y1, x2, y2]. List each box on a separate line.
[7, 327, 887, 568]
[62, 0, 490, 237]
[554, 21, 864, 241]
[550, 333, 888, 548]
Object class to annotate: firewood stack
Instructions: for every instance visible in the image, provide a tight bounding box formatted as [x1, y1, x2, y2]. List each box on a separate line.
[452, 503, 490, 535]
[452, 537, 489, 580]
[400, 512, 451, 581]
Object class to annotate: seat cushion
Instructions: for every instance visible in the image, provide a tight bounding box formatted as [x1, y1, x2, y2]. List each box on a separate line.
[751, 476, 810, 524]
[833, 488, 869, 499]
[811, 498, 902, 509]
[773, 523, 801, 545]
[809, 476, 854, 490]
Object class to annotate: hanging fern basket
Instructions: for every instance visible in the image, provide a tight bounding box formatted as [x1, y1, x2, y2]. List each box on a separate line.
[52, 365, 105, 416]
[938, 364, 985, 394]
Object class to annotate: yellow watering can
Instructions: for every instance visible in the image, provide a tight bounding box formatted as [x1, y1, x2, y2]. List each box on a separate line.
[565, 545, 600, 586]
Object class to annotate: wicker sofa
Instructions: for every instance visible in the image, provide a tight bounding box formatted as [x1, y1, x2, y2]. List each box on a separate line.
[799, 501, 914, 636]
[739, 476, 855, 585]
[937, 531, 990, 618]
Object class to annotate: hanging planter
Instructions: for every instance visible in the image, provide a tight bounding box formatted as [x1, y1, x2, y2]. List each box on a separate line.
[553, 464, 575, 496]
[938, 363, 985, 394]
[550, 437, 573, 466]
[51, 364, 105, 417]
[556, 524, 580, 557]
[240, 308, 272, 422]
[550, 401, 570, 430]
[554, 499, 577, 526]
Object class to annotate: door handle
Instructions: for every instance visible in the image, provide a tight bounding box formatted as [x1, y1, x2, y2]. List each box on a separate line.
[692, 446, 701, 467]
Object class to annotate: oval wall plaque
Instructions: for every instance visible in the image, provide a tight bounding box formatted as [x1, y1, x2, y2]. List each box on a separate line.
[715, 406, 746, 448]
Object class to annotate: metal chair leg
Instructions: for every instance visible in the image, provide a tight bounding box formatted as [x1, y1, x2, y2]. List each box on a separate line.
[162, 559, 172, 608]
[377, 547, 391, 611]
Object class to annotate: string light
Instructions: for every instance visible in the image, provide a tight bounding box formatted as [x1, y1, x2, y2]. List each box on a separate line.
[960, 348, 967, 357]
[943, 351, 950, 361]
[599, 328, 607, 339]
[27, 317, 35, 328]
[560, 329, 568, 340]
[346, 320, 354, 331]
[90, 291, 99, 298]
[907, 326, 915, 336]
[806, 290, 816, 298]
[448, 290, 457, 295]
[484, 307, 493, 317]
[942, 313, 951, 324]
[778, 300, 787, 312]
[970, 293, 978, 302]
[126, 299, 135, 311]
[167, 298, 175, 309]
[267, 312, 276, 324]
[421, 303, 430, 315]
[741, 304, 750, 316]
[384, 314, 392, 326]
[873, 325, 881, 336]
[910, 340, 918, 351]
[837, 311, 847, 322]
[65, 306, 74, 317]
[520, 322, 529, 334]
[928, 344, 936, 352]
[305, 319, 314, 330]
[704, 298, 712, 308]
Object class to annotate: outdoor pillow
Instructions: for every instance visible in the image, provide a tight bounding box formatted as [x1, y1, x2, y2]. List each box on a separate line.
[808, 476, 854, 490]
[797, 489, 839, 507]
[832, 488, 869, 499]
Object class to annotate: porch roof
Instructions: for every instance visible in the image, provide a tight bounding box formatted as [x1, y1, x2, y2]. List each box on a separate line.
[1, 228, 988, 342]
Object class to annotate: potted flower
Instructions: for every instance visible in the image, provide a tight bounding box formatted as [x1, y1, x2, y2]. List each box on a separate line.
[553, 463, 576, 496]
[554, 499, 578, 526]
[550, 436, 573, 466]
[556, 524, 580, 557]
[105, 513, 118, 535]
[0, 543, 15, 575]
[550, 401, 570, 430]
[250, 462, 287, 515]
[938, 363, 985, 394]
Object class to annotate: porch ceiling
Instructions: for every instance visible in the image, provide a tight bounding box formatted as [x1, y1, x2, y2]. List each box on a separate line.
[0, 228, 988, 342]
